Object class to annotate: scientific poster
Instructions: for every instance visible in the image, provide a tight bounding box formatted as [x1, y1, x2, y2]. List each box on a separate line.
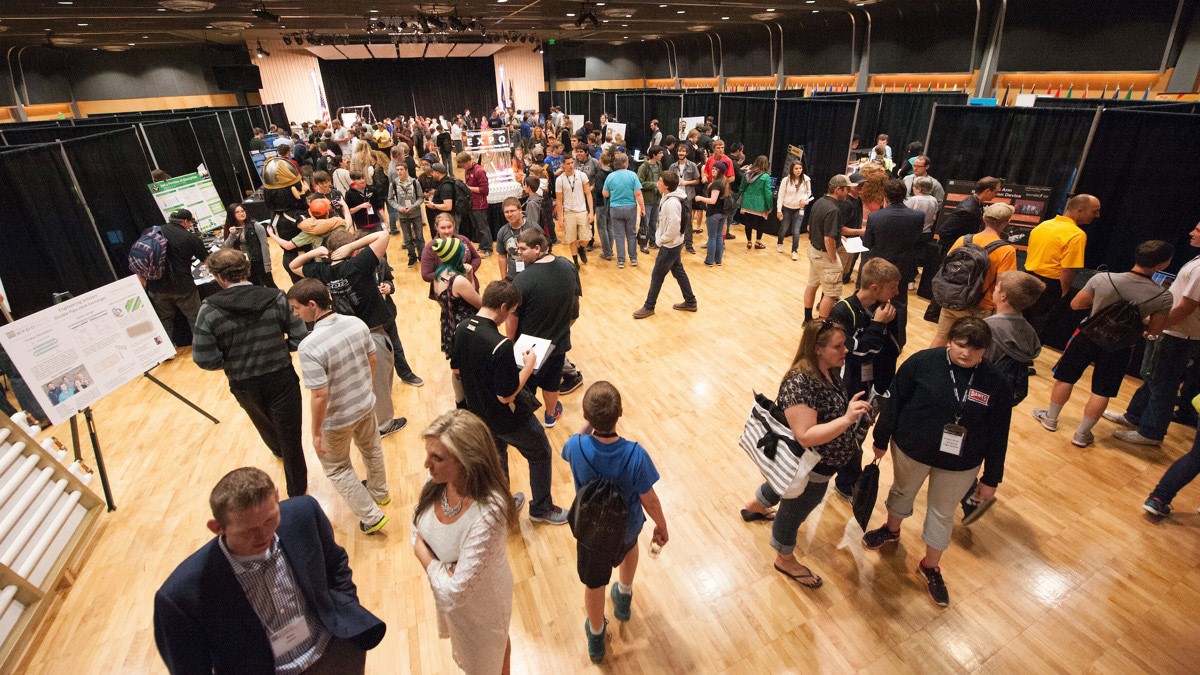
[0, 277, 176, 425]
[940, 180, 1051, 249]
[148, 173, 225, 234]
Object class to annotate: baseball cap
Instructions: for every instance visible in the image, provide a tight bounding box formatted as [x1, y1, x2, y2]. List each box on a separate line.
[433, 237, 463, 263]
[984, 202, 1015, 220]
[169, 208, 194, 222]
[847, 171, 865, 185]
[308, 198, 331, 218]
[828, 174, 853, 190]
[431, 162, 448, 174]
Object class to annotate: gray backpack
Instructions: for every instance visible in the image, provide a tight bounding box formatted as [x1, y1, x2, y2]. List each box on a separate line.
[932, 234, 1008, 310]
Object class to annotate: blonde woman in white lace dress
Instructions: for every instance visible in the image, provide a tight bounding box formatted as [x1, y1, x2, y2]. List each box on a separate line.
[413, 409, 518, 674]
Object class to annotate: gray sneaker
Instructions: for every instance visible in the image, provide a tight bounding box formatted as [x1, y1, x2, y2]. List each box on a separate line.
[530, 505, 569, 525]
[1031, 409, 1058, 432]
[1071, 430, 1094, 448]
[512, 492, 526, 512]
[1113, 429, 1162, 447]
[1102, 411, 1136, 428]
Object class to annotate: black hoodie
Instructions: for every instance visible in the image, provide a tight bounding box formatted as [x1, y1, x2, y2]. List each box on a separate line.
[192, 283, 307, 383]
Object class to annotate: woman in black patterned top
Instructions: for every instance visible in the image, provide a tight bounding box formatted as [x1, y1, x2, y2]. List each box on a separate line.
[742, 319, 872, 588]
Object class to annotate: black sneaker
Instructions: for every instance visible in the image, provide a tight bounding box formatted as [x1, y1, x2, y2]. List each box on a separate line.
[916, 561, 949, 607]
[559, 371, 584, 394]
[1143, 495, 1172, 517]
[400, 374, 425, 387]
[960, 495, 995, 526]
[833, 484, 853, 502]
[359, 514, 389, 535]
[380, 417, 408, 438]
[862, 525, 900, 550]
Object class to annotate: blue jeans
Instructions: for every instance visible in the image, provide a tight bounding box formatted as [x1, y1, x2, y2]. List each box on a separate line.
[704, 212, 726, 265]
[639, 201, 659, 247]
[756, 476, 831, 556]
[595, 204, 612, 257]
[1124, 334, 1200, 440]
[492, 413, 555, 516]
[609, 205, 639, 264]
[776, 207, 804, 252]
[1150, 430, 1200, 503]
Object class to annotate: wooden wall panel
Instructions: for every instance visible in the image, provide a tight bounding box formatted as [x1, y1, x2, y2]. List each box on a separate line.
[250, 40, 328, 123]
[493, 46, 544, 110]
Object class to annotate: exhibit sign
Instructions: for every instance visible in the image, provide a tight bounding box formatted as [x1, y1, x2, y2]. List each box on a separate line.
[605, 122, 627, 146]
[465, 127, 517, 185]
[0, 276, 176, 425]
[148, 173, 225, 234]
[679, 116, 705, 137]
[941, 180, 1052, 249]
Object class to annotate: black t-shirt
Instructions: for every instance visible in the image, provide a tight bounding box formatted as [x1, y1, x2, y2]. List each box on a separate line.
[514, 256, 580, 352]
[433, 176, 456, 209]
[705, 178, 727, 217]
[345, 187, 380, 230]
[303, 248, 389, 328]
[808, 195, 843, 249]
[146, 222, 210, 296]
[450, 315, 525, 433]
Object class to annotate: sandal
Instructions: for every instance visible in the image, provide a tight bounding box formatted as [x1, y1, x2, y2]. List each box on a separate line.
[740, 508, 776, 522]
[774, 563, 823, 589]
[754, 241, 766, 249]
[747, 242, 753, 249]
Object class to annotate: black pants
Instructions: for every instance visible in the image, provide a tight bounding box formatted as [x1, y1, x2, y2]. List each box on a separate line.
[742, 212, 766, 242]
[643, 244, 696, 310]
[228, 367, 307, 497]
[383, 320, 418, 380]
[1024, 272, 1063, 339]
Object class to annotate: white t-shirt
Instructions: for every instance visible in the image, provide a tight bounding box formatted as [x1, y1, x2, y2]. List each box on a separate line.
[1166, 255, 1200, 339]
[555, 172, 590, 213]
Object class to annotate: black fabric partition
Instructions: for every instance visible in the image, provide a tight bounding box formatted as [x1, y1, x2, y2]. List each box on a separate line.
[215, 109, 255, 195]
[874, 93, 967, 158]
[716, 96, 774, 162]
[229, 108, 261, 189]
[266, 102, 289, 129]
[1032, 97, 1174, 110]
[926, 105, 1096, 213]
[683, 92, 720, 133]
[538, 92, 552, 115]
[140, 119, 216, 191]
[0, 144, 117, 317]
[187, 114, 242, 204]
[588, 91, 606, 123]
[322, 58, 497, 119]
[568, 91, 589, 117]
[248, 106, 268, 132]
[1075, 110, 1200, 273]
[771, 98, 859, 185]
[614, 93, 646, 149]
[0, 123, 142, 147]
[645, 94, 682, 147]
[60, 129, 166, 278]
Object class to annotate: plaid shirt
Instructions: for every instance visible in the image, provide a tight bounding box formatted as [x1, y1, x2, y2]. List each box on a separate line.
[219, 535, 330, 674]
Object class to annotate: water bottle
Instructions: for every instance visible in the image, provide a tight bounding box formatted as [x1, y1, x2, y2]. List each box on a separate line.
[649, 542, 662, 559]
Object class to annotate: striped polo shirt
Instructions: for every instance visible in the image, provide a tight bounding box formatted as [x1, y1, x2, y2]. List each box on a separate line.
[298, 312, 376, 430]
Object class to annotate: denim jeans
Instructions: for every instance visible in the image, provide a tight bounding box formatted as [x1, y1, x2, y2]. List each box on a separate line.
[1150, 431, 1200, 503]
[609, 205, 639, 264]
[639, 201, 659, 246]
[492, 413, 555, 516]
[595, 204, 612, 257]
[1124, 334, 1200, 440]
[643, 244, 696, 310]
[704, 212, 726, 265]
[756, 476, 830, 556]
[776, 206, 804, 252]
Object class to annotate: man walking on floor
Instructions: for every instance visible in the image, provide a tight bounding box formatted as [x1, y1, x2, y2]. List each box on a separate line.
[142, 208, 210, 346]
[192, 249, 309, 498]
[633, 170, 698, 319]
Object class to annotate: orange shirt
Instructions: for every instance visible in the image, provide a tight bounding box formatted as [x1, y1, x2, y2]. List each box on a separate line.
[950, 231, 1016, 310]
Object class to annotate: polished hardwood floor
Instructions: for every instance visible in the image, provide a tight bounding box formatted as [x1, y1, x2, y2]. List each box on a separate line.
[21, 228, 1200, 674]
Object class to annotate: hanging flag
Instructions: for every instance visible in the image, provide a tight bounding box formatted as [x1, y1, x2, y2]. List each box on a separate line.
[1100, 83, 1107, 98]
[1125, 85, 1133, 100]
[1053, 84, 1061, 98]
[499, 79, 507, 110]
[309, 69, 331, 125]
[1083, 83, 1089, 98]
[1017, 82, 1024, 95]
[1066, 83, 1073, 98]
[1002, 83, 1011, 105]
[953, 83, 959, 91]
[509, 79, 516, 109]
[1143, 86, 1151, 101]
[1113, 84, 1121, 99]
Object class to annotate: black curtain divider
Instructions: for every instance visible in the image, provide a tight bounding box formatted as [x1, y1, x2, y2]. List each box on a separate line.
[568, 91, 589, 117]
[215, 109, 255, 195]
[682, 92, 721, 133]
[0, 123, 136, 146]
[716, 96, 774, 162]
[1125, 101, 1200, 114]
[538, 91, 552, 114]
[0, 144, 116, 317]
[229, 108, 261, 189]
[645, 94, 683, 147]
[771, 98, 859, 185]
[874, 93, 967, 159]
[267, 102, 289, 129]
[588, 91, 606, 123]
[1075, 110, 1200, 273]
[187, 114, 242, 205]
[60, 128, 166, 278]
[140, 119, 207, 183]
[322, 58, 500, 118]
[1031, 97, 1174, 110]
[926, 105, 1096, 213]
[614, 93, 646, 149]
[248, 106, 268, 132]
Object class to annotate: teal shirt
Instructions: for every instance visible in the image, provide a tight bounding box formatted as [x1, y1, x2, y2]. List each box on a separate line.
[603, 169, 641, 208]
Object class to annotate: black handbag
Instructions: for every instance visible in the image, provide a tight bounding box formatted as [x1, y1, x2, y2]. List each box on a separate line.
[851, 458, 881, 531]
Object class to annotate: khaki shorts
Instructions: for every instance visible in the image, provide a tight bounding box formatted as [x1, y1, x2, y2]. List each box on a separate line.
[935, 305, 989, 339]
[807, 244, 845, 298]
[563, 210, 591, 243]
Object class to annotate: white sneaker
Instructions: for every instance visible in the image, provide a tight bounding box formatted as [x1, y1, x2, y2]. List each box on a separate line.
[1032, 409, 1058, 432]
[776, 244, 783, 253]
[791, 251, 798, 261]
[1113, 429, 1162, 447]
[1071, 430, 1094, 448]
[1102, 411, 1136, 428]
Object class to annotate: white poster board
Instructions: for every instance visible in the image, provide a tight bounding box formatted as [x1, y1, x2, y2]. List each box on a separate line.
[679, 116, 705, 137]
[465, 127, 522, 203]
[0, 277, 176, 425]
[566, 114, 584, 132]
[148, 173, 225, 234]
[606, 122, 627, 145]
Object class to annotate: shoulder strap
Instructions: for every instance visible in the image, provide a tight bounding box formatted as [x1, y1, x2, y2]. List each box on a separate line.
[836, 298, 860, 327]
[982, 239, 1009, 253]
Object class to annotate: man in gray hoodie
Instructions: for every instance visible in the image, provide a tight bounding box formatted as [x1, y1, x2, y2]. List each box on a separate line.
[633, 170, 698, 319]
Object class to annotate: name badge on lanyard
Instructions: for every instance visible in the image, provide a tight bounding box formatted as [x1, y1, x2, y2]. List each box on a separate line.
[943, 351, 975, 455]
[269, 615, 312, 657]
[940, 423, 967, 455]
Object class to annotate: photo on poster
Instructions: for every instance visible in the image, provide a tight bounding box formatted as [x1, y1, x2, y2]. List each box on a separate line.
[43, 366, 94, 407]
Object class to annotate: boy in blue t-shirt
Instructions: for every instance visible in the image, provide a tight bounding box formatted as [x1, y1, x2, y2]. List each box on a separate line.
[562, 381, 668, 664]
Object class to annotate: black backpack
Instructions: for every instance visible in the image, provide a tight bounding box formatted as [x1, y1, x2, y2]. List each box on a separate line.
[451, 178, 473, 218]
[663, 194, 692, 238]
[932, 234, 1008, 310]
[1077, 272, 1169, 352]
[990, 353, 1030, 406]
[568, 438, 635, 565]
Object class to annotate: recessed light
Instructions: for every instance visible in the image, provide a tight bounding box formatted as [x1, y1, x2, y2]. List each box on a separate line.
[566, 12, 575, 16]
[205, 24, 213, 28]
[128, 43, 135, 46]
[768, 8, 776, 11]
[812, 9, 819, 12]
[623, 36, 628, 39]
[142, 35, 149, 38]
[497, 0, 507, 3]
[58, 1, 73, 4]
[595, 1, 604, 4]
[77, 23, 88, 26]
[157, 7, 166, 11]
[92, 47, 97, 50]
[721, 16, 730, 20]
[807, 1, 815, 3]
[369, 8, 378, 12]
[602, 19, 609, 23]
[622, 23, 628, 27]
[677, 9, 685, 13]
[659, 3, 667, 6]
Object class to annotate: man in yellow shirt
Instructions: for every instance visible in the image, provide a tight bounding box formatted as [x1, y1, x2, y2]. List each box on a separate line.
[1023, 194, 1102, 336]
[930, 203, 1016, 347]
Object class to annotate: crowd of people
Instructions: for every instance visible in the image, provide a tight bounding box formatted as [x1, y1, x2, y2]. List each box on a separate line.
[117, 106, 1200, 673]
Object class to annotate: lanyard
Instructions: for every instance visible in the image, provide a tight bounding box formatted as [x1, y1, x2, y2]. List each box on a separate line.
[945, 351, 975, 423]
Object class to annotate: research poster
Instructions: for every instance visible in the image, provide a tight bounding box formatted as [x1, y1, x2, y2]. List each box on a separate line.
[940, 180, 1051, 250]
[148, 173, 225, 234]
[0, 276, 176, 425]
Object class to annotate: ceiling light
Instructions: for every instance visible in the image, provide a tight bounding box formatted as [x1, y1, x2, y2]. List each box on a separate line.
[806, 1, 814, 3]
[567, 13, 575, 17]
[142, 35, 149, 38]
[251, 2, 280, 23]
[369, 8, 378, 12]
[677, 10, 685, 14]
[812, 10, 819, 13]
[77, 23, 88, 26]
[159, 0, 215, 11]
[128, 43, 135, 46]
[157, 7, 166, 11]
[58, 1, 73, 3]
[721, 16, 730, 20]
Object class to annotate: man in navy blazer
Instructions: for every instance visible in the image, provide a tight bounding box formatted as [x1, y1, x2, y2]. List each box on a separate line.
[862, 179, 926, 348]
[154, 468, 385, 674]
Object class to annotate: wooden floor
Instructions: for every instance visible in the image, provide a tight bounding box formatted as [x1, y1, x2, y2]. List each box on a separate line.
[20, 228, 1200, 674]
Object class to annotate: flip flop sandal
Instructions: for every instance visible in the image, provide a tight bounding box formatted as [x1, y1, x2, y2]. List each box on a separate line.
[740, 508, 776, 522]
[774, 563, 823, 589]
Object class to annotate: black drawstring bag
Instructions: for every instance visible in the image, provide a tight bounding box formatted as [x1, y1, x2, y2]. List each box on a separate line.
[851, 458, 881, 531]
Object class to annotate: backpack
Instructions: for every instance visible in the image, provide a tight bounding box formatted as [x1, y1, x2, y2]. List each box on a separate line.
[568, 438, 635, 565]
[663, 194, 692, 239]
[128, 226, 169, 280]
[1077, 272, 1169, 352]
[931, 234, 1008, 310]
[990, 353, 1030, 406]
[451, 178, 473, 218]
